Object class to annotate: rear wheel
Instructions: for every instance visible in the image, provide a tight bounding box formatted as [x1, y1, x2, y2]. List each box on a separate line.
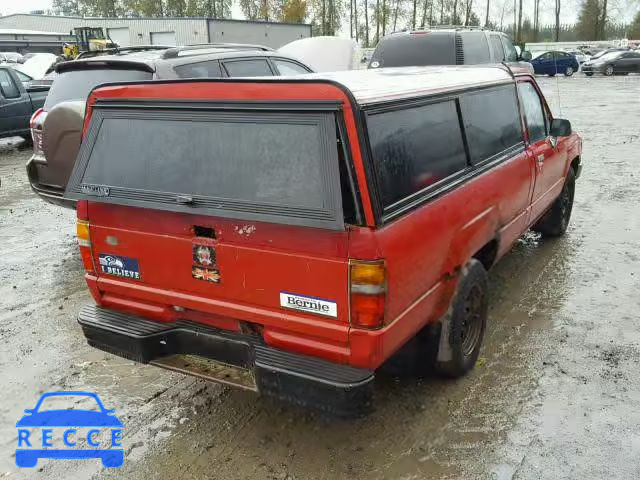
[564, 66, 575, 76]
[604, 65, 614, 76]
[584, 72, 594, 76]
[434, 259, 488, 378]
[533, 168, 576, 237]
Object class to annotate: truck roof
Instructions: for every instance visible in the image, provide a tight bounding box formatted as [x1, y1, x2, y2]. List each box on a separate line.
[279, 65, 524, 106]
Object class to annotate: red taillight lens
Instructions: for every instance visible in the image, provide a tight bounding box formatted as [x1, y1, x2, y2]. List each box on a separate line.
[351, 293, 386, 328]
[29, 108, 43, 129]
[350, 260, 386, 329]
[30, 109, 46, 156]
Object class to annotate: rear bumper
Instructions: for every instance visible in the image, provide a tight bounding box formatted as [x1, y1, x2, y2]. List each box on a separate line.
[26, 157, 76, 209]
[78, 304, 374, 416]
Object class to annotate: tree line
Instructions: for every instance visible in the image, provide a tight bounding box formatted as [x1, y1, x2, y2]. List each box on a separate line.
[51, 0, 640, 46]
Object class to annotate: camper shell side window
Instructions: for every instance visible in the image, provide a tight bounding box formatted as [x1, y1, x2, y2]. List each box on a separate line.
[361, 82, 525, 223]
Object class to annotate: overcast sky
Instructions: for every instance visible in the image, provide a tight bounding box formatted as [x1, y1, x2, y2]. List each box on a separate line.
[1, 0, 637, 29]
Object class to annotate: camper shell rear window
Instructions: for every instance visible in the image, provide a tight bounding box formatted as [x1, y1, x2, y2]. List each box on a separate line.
[66, 101, 346, 230]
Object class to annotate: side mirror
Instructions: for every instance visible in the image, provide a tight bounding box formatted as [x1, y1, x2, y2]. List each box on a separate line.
[550, 118, 572, 137]
[521, 50, 532, 62]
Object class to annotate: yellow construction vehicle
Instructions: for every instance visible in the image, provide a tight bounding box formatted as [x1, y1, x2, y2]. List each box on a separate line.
[62, 27, 118, 60]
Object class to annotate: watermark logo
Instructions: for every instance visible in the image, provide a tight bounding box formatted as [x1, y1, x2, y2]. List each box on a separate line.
[15, 391, 123, 468]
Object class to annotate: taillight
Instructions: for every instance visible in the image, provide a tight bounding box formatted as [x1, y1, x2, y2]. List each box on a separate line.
[76, 209, 95, 274]
[29, 108, 43, 129]
[349, 259, 386, 329]
[30, 109, 46, 157]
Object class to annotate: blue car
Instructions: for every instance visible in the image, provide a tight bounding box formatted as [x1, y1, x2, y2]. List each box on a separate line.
[15, 391, 123, 468]
[530, 51, 580, 76]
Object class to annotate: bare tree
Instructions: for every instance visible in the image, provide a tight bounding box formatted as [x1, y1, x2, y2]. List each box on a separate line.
[412, 0, 417, 28]
[421, 0, 428, 27]
[485, 0, 490, 27]
[375, 0, 380, 42]
[464, 0, 473, 25]
[392, 0, 400, 30]
[355, 0, 359, 42]
[517, 0, 523, 41]
[599, 0, 608, 40]
[533, 0, 540, 41]
[554, 0, 561, 41]
[365, 0, 370, 46]
[382, 0, 387, 35]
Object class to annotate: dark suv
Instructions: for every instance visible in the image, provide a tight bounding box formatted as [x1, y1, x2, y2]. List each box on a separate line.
[369, 28, 532, 71]
[27, 44, 313, 207]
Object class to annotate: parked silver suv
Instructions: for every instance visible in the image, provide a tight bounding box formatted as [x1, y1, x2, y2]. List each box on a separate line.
[27, 44, 313, 207]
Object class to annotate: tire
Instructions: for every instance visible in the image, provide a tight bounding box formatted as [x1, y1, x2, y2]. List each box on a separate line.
[434, 259, 488, 378]
[548, 73, 556, 77]
[564, 66, 575, 76]
[604, 65, 614, 76]
[533, 168, 576, 237]
[585, 72, 594, 76]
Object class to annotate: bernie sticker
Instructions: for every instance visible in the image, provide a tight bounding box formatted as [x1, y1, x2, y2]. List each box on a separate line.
[98, 254, 141, 280]
[279, 292, 337, 318]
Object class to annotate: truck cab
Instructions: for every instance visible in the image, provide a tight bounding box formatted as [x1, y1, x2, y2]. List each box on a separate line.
[0, 66, 48, 139]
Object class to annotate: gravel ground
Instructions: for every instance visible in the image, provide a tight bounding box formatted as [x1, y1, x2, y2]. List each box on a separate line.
[1, 74, 639, 480]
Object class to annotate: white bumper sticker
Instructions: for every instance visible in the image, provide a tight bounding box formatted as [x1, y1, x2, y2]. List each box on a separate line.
[279, 292, 337, 318]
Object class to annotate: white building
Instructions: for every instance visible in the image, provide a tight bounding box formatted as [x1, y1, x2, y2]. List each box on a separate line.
[0, 14, 312, 50]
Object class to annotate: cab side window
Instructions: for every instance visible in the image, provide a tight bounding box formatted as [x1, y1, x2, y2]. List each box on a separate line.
[460, 86, 523, 164]
[367, 100, 467, 208]
[0, 70, 20, 99]
[518, 82, 547, 143]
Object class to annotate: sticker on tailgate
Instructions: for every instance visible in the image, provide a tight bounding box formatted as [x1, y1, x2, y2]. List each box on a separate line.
[280, 292, 337, 318]
[98, 254, 141, 280]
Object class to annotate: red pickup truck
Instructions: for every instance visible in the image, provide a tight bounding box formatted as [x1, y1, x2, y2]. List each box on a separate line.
[68, 65, 581, 415]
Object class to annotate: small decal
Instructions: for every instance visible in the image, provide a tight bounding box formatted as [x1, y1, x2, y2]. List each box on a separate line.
[192, 243, 220, 283]
[192, 266, 221, 283]
[279, 292, 337, 318]
[193, 245, 216, 267]
[98, 254, 140, 280]
[80, 184, 110, 197]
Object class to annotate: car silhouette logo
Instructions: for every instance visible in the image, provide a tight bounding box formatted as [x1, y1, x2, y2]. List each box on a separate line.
[15, 391, 123, 468]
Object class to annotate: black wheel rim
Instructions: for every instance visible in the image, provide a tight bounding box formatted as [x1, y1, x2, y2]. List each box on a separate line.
[461, 285, 484, 357]
[559, 180, 574, 229]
